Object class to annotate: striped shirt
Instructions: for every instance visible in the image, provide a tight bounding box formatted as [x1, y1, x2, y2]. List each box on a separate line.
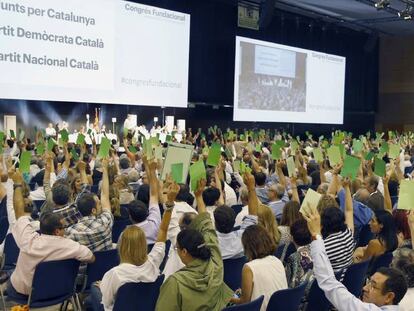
[324, 228, 355, 275]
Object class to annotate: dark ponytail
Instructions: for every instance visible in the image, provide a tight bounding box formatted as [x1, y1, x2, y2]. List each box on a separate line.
[177, 229, 211, 260]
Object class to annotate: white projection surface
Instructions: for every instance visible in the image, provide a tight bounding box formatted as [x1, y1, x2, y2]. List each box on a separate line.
[0, 0, 190, 107]
[234, 36, 346, 124]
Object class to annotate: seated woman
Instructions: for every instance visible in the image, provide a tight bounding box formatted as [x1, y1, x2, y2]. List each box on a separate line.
[258, 204, 281, 247]
[230, 225, 288, 311]
[88, 182, 179, 311]
[393, 209, 411, 249]
[278, 200, 302, 245]
[155, 179, 233, 311]
[353, 209, 398, 263]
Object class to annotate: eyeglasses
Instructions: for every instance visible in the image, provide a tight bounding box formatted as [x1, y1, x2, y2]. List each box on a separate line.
[365, 278, 381, 291]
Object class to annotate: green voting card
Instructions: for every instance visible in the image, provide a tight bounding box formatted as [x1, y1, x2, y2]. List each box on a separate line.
[271, 143, 282, 160]
[398, 180, 414, 210]
[36, 143, 45, 156]
[189, 160, 206, 191]
[353, 140, 363, 153]
[47, 138, 56, 151]
[206, 143, 221, 167]
[97, 137, 111, 158]
[313, 148, 324, 163]
[388, 144, 400, 159]
[327, 145, 341, 166]
[340, 155, 361, 180]
[60, 129, 69, 142]
[171, 163, 184, 183]
[300, 188, 322, 215]
[19, 151, 31, 173]
[76, 134, 85, 145]
[287, 156, 296, 177]
[374, 157, 386, 177]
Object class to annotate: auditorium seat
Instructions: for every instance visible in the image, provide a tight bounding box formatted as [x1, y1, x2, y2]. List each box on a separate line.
[223, 257, 247, 291]
[267, 281, 307, 311]
[222, 295, 264, 311]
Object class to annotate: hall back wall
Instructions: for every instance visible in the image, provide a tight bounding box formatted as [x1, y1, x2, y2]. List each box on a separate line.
[0, 0, 378, 136]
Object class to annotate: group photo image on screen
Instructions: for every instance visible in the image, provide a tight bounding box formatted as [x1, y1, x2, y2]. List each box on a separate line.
[233, 36, 346, 125]
[238, 41, 307, 113]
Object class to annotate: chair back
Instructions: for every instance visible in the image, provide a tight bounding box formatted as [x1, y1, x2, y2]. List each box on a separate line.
[3, 234, 20, 270]
[85, 249, 119, 290]
[274, 243, 296, 263]
[357, 224, 374, 248]
[30, 259, 80, 307]
[342, 260, 370, 297]
[222, 295, 264, 311]
[267, 282, 307, 311]
[91, 185, 99, 194]
[368, 252, 393, 276]
[223, 257, 247, 291]
[0, 217, 8, 244]
[113, 275, 165, 311]
[112, 219, 132, 243]
[305, 280, 331, 311]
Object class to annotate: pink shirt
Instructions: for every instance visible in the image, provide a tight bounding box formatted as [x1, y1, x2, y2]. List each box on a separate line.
[11, 216, 93, 295]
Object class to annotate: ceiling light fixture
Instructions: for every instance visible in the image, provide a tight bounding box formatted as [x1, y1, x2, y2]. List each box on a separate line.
[398, 3, 414, 20]
[374, 0, 390, 9]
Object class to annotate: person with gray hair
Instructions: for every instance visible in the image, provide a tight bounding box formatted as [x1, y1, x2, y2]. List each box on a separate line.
[128, 169, 140, 194]
[267, 183, 289, 220]
[390, 248, 414, 311]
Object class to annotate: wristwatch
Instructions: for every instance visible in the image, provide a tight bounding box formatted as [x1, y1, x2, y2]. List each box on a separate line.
[164, 202, 175, 211]
[311, 234, 322, 241]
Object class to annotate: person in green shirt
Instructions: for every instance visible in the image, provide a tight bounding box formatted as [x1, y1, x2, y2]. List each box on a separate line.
[155, 178, 233, 311]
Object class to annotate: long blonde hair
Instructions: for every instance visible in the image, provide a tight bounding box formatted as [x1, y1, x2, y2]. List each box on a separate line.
[258, 204, 281, 246]
[118, 226, 148, 266]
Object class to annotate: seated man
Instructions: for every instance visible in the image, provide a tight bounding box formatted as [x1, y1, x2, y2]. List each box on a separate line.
[214, 172, 258, 259]
[65, 159, 113, 252]
[7, 170, 95, 297]
[267, 183, 289, 220]
[302, 205, 407, 311]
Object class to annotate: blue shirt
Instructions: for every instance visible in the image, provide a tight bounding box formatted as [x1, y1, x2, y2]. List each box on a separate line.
[338, 188, 373, 233]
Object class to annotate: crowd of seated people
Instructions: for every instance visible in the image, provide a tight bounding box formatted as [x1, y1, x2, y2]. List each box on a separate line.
[0, 127, 414, 311]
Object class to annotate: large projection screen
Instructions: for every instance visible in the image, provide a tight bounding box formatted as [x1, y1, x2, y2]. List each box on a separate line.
[233, 36, 346, 124]
[0, 0, 190, 107]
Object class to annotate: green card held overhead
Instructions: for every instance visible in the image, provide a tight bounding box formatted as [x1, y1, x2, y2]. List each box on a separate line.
[60, 129, 69, 142]
[10, 129, 15, 139]
[327, 145, 341, 166]
[36, 143, 45, 156]
[0, 131, 4, 143]
[398, 180, 414, 210]
[313, 148, 324, 162]
[338, 144, 345, 158]
[87, 128, 92, 135]
[154, 146, 163, 160]
[353, 140, 363, 153]
[18, 129, 25, 141]
[287, 156, 296, 177]
[374, 157, 386, 177]
[129, 145, 137, 154]
[189, 160, 206, 191]
[171, 163, 184, 183]
[47, 138, 56, 151]
[166, 135, 172, 142]
[379, 142, 389, 154]
[206, 142, 221, 167]
[143, 139, 153, 158]
[233, 160, 240, 173]
[300, 188, 322, 215]
[76, 133, 85, 145]
[365, 151, 375, 161]
[271, 144, 282, 160]
[19, 151, 31, 173]
[71, 148, 79, 161]
[388, 143, 400, 159]
[290, 140, 299, 153]
[97, 137, 111, 158]
[340, 155, 361, 180]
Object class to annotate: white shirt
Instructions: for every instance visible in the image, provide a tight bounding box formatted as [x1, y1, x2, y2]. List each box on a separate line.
[399, 288, 414, 311]
[224, 183, 238, 207]
[217, 215, 257, 259]
[311, 238, 399, 311]
[30, 187, 46, 201]
[235, 205, 249, 227]
[45, 127, 56, 137]
[246, 255, 288, 311]
[100, 242, 165, 311]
